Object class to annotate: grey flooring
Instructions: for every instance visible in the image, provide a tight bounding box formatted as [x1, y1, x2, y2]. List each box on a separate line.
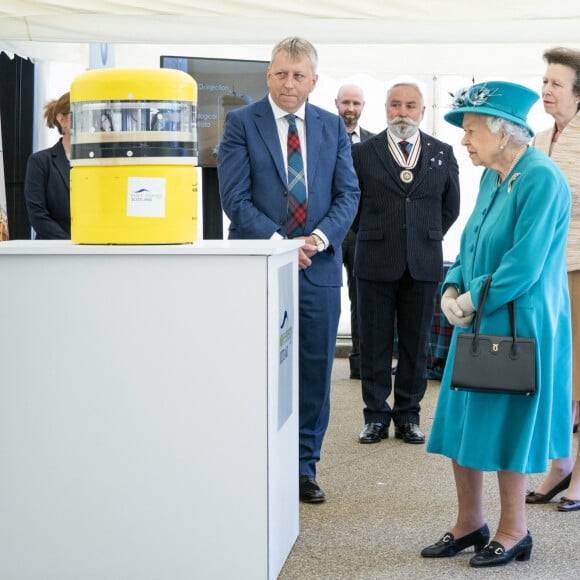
[279, 357, 579, 579]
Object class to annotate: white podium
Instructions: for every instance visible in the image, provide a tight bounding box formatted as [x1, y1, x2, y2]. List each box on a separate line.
[0, 240, 300, 580]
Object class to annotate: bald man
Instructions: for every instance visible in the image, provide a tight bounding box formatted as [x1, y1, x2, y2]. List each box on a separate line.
[335, 84, 375, 380]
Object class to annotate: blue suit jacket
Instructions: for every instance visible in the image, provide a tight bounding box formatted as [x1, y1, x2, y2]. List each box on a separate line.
[24, 138, 71, 239]
[217, 96, 360, 286]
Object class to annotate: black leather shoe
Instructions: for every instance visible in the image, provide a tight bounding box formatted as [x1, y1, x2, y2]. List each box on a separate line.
[526, 472, 571, 504]
[394, 422, 425, 444]
[469, 532, 533, 567]
[349, 369, 361, 380]
[558, 496, 580, 511]
[299, 476, 325, 503]
[359, 422, 389, 444]
[421, 524, 490, 558]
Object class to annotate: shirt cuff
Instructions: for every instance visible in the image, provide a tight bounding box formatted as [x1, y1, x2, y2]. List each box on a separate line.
[312, 228, 329, 250]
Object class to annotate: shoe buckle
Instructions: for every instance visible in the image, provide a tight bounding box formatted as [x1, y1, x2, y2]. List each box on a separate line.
[442, 534, 452, 543]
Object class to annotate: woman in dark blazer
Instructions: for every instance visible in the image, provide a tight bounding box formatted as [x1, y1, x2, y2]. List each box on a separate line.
[24, 91, 71, 239]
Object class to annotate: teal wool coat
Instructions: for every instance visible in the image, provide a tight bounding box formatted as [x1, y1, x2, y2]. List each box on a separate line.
[427, 146, 572, 473]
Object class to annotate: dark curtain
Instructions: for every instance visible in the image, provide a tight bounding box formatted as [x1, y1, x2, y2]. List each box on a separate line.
[201, 167, 224, 239]
[0, 52, 34, 240]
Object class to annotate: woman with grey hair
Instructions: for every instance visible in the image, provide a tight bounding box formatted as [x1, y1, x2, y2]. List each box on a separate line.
[526, 46, 580, 512]
[422, 81, 572, 568]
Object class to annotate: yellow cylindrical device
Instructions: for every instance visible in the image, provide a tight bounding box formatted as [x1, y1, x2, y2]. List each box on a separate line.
[70, 68, 197, 244]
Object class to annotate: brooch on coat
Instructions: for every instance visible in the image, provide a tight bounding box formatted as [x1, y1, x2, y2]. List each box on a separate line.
[507, 173, 520, 194]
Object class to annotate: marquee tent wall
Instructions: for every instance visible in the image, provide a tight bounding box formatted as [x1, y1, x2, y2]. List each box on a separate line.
[1, 1, 579, 287]
[1, 1, 579, 50]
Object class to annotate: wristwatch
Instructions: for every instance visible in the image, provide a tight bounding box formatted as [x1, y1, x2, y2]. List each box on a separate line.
[311, 233, 325, 252]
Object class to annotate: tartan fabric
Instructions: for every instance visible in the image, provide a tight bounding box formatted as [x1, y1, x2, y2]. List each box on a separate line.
[286, 114, 307, 237]
[392, 270, 455, 380]
[426, 283, 454, 379]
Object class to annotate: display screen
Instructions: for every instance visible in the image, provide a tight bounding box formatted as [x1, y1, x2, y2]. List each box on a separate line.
[160, 56, 269, 167]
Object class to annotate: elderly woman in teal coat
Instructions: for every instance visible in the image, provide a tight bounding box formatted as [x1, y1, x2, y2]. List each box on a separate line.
[422, 81, 572, 569]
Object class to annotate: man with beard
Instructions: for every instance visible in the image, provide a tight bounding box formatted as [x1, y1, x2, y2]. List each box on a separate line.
[351, 82, 460, 445]
[335, 84, 375, 380]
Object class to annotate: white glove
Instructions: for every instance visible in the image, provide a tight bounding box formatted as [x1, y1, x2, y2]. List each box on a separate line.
[441, 286, 474, 328]
[441, 286, 461, 324]
[456, 291, 475, 316]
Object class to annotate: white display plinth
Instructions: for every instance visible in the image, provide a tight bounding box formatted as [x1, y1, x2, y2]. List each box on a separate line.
[0, 240, 300, 580]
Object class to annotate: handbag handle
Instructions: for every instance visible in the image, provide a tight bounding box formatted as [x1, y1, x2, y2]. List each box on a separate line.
[471, 275, 521, 357]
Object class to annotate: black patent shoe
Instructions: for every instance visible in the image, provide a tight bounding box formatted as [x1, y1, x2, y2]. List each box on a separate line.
[394, 422, 425, 444]
[359, 422, 389, 444]
[526, 472, 571, 503]
[299, 476, 326, 503]
[469, 532, 533, 568]
[421, 524, 490, 558]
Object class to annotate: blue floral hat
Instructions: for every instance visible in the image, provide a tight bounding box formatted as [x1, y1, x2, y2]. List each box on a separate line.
[444, 81, 539, 137]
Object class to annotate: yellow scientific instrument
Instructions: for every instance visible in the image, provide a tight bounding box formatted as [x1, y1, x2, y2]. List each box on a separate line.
[70, 68, 197, 244]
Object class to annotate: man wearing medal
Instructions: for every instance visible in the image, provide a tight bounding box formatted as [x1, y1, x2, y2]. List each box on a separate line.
[351, 82, 460, 445]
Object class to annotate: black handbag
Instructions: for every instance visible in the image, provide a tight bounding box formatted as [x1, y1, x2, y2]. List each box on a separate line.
[450, 276, 536, 396]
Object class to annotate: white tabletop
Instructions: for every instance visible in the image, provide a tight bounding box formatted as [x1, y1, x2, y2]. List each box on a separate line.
[0, 239, 304, 256]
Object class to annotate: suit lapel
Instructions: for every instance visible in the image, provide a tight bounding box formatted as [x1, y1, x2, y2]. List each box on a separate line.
[372, 131, 405, 192]
[253, 97, 287, 186]
[359, 128, 373, 142]
[304, 103, 322, 190]
[406, 132, 439, 195]
[373, 130, 442, 196]
[52, 140, 70, 189]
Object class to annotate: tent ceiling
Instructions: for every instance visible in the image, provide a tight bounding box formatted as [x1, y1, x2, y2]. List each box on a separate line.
[1, 1, 580, 45]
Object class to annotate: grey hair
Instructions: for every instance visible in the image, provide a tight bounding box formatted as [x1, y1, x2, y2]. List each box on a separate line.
[270, 37, 318, 74]
[486, 116, 532, 146]
[386, 82, 424, 106]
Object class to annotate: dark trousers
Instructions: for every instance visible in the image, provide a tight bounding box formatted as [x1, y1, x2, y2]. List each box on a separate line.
[298, 272, 341, 477]
[342, 230, 359, 373]
[357, 269, 437, 426]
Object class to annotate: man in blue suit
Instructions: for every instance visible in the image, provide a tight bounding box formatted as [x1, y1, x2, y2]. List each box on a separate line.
[218, 37, 360, 502]
[352, 82, 460, 446]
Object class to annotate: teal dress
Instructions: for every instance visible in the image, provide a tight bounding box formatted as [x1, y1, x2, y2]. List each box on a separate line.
[427, 147, 572, 473]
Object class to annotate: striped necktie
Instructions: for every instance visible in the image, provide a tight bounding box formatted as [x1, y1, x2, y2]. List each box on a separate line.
[286, 114, 307, 237]
[398, 140, 412, 159]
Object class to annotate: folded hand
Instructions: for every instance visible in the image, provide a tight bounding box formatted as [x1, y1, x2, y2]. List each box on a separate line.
[441, 287, 474, 328]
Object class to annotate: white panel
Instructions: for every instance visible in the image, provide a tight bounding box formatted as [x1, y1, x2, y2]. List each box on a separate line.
[0, 242, 299, 580]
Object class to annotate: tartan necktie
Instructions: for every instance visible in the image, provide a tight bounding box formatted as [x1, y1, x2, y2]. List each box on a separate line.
[286, 114, 307, 237]
[398, 140, 412, 159]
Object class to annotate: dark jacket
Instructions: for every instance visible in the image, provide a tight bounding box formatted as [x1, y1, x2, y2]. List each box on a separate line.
[352, 129, 460, 282]
[24, 138, 70, 239]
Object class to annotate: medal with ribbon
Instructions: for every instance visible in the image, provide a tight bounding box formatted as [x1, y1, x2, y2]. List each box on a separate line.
[388, 131, 420, 183]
